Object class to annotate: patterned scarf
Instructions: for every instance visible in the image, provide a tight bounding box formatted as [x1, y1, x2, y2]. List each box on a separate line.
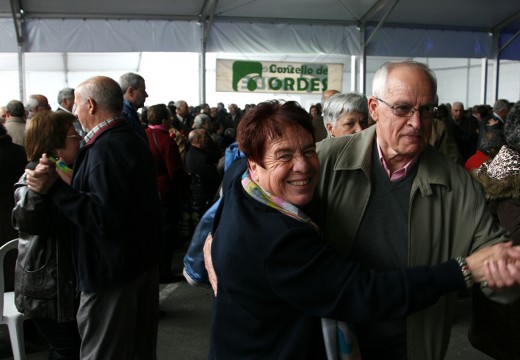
[241, 170, 321, 234]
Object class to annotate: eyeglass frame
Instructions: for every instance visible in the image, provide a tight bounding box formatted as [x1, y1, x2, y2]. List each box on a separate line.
[375, 97, 437, 119]
[66, 134, 83, 141]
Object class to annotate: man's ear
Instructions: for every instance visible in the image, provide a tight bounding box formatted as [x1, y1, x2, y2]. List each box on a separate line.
[86, 98, 96, 114]
[368, 96, 379, 122]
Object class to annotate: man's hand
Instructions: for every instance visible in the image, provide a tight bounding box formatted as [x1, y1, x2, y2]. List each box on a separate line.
[204, 233, 218, 296]
[25, 153, 58, 195]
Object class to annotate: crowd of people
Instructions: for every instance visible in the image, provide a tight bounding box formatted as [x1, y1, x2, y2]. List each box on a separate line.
[0, 61, 519, 359]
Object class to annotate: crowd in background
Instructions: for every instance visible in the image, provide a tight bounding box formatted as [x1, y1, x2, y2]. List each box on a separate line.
[0, 66, 519, 359]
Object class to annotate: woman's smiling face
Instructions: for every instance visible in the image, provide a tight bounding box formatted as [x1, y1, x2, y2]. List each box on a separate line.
[248, 125, 320, 207]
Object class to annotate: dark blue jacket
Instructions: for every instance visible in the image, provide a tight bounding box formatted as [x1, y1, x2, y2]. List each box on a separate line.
[49, 120, 161, 292]
[209, 171, 465, 359]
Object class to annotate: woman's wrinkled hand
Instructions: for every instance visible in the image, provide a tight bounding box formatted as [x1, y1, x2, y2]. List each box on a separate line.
[466, 242, 520, 289]
[204, 233, 218, 296]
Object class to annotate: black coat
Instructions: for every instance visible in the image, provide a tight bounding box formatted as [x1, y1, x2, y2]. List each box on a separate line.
[209, 171, 465, 359]
[48, 120, 161, 292]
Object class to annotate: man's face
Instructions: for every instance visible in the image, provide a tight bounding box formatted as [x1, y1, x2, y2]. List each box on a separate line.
[35, 96, 51, 112]
[63, 98, 74, 112]
[369, 67, 434, 162]
[74, 92, 90, 130]
[176, 101, 189, 117]
[132, 80, 148, 109]
[452, 104, 464, 121]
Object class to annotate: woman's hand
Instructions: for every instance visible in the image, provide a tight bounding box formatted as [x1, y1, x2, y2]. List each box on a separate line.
[204, 233, 218, 296]
[466, 242, 520, 288]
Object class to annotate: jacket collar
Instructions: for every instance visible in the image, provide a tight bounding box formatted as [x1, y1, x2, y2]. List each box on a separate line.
[333, 124, 451, 195]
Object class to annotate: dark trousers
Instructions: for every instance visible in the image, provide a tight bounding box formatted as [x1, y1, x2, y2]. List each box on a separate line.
[76, 265, 159, 360]
[32, 318, 81, 360]
[159, 203, 181, 277]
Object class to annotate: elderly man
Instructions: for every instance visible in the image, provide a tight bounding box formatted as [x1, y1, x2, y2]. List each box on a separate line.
[450, 101, 478, 161]
[26, 76, 161, 359]
[57, 87, 86, 140]
[26, 94, 51, 120]
[310, 60, 514, 360]
[119, 72, 149, 143]
[4, 100, 26, 146]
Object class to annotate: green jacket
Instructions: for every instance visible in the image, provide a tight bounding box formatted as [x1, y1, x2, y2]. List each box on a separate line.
[311, 125, 508, 360]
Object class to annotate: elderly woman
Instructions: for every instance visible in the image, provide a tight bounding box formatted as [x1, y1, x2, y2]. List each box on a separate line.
[12, 111, 81, 359]
[469, 100, 520, 359]
[322, 92, 368, 138]
[207, 100, 520, 359]
[146, 104, 190, 283]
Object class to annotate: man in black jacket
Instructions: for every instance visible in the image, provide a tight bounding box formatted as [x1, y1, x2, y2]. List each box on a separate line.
[26, 76, 161, 359]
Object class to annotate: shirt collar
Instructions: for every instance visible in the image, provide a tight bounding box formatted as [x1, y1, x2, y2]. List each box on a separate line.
[377, 139, 419, 182]
[84, 117, 120, 144]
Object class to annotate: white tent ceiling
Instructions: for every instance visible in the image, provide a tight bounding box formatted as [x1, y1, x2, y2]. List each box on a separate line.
[1, 0, 519, 58]
[0, 0, 519, 106]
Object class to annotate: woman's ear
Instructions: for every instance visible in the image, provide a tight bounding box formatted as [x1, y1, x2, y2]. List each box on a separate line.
[248, 160, 259, 181]
[325, 123, 333, 136]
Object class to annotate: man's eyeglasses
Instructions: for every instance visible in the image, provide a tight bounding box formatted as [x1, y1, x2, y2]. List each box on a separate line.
[376, 97, 437, 118]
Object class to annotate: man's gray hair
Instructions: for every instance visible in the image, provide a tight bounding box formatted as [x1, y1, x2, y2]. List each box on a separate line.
[193, 113, 210, 129]
[493, 99, 510, 113]
[119, 72, 144, 94]
[6, 100, 25, 117]
[323, 92, 368, 128]
[57, 87, 75, 104]
[372, 60, 437, 99]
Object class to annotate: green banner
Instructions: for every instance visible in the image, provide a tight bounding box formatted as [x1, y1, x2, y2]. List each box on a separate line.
[216, 59, 343, 94]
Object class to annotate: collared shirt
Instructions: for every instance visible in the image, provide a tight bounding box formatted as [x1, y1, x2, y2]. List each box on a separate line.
[57, 105, 72, 114]
[493, 112, 505, 124]
[84, 117, 120, 144]
[377, 139, 419, 182]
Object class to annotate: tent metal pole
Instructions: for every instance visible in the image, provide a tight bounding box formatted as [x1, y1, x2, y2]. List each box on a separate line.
[10, 0, 25, 101]
[359, 25, 366, 94]
[350, 55, 356, 92]
[499, 29, 520, 53]
[492, 33, 500, 102]
[200, 21, 207, 105]
[480, 58, 488, 104]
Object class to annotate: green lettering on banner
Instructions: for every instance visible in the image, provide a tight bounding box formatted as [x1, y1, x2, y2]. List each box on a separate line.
[230, 60, 334, 94]
[269, 77, 283, 90]
[284, 78, 295, 91]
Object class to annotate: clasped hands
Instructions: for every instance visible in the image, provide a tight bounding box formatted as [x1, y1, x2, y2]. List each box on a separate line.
[204, 235, 520, 297]
[25, 153, 72, 195]
[466, 241, 520, 289]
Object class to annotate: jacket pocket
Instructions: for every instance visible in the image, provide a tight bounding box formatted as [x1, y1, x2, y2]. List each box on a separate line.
[17, 262, 57, 299]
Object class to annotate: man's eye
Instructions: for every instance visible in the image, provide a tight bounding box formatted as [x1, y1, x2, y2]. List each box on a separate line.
[395, 105, 412, 112]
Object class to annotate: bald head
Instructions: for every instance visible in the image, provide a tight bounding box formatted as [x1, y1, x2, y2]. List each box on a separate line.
[451, 102, 464, 121]
[321, 90, 340, 106]
[74, 76, 124, 130]
[188, 129, 207, 149]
